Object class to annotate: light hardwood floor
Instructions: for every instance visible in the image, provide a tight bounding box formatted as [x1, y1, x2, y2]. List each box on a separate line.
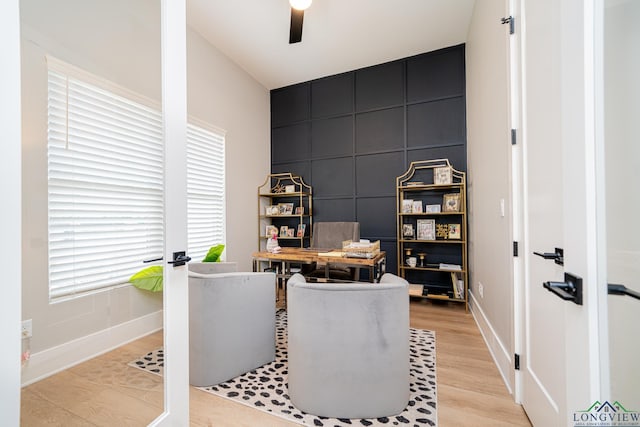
[21, 299, 531, 426]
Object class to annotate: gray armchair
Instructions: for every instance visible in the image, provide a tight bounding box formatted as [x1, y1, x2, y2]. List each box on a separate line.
[303, 221, 360, 280]
[286, 273, 410, 418]
[188, 263, 276, 387]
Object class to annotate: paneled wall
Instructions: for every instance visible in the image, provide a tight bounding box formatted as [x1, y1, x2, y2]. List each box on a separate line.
[270, 44, 467, 275]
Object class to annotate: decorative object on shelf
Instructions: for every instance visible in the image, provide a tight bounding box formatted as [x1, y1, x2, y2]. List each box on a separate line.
[443, 193, 461, 212]
[396, 159, 468, 310]
[285, 185, 296, 193]
[297, 223, 306, 237]
[280, 226, 289, 237]
[448, 224, 461, 239]
[266, 227, 280, 253]
[434, 166, 452, 185]
[266, 205, 279, 216]
[295, 206, 305, 215]
[417, 253, 427, 267]
[272, 184, 286, 193]
[404, 248, 413, 266]
[406, 256, 417, 267]
[402, 223, 415, 239]
[417, 219, 436, 241]
[436, 224, 449, 239]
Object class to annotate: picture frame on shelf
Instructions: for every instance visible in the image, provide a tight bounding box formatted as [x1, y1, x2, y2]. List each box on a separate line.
[448, 223, 461, 239]
[279, 226, 289, 237]
[296, 223, 306, 237]
[278, 203, 294, 215]
[402, 199, 414, 214]
[416, 219, 436, 240]
[266, 205, 279, 216]
[286, 228, 295, 238]
[434, 166, 452, 185]
[442, 193, 461, 212]
[425, 204, 441, 213]
[402, 223, 415, 239]
[412, 200, 423, 213]
[295, 206, 305, 215]
[266, 225, 278, 238]
[285, 185, 296, 193]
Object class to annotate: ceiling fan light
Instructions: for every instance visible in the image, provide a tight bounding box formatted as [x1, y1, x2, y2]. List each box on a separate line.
[290, 0, 312, 11]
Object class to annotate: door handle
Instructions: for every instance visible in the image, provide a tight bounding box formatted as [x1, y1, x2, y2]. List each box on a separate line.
[608, 284, 640, 301]
[167, 251, 191, 267]
[543, 272, 582, 305]
[533, 247, 564, 266]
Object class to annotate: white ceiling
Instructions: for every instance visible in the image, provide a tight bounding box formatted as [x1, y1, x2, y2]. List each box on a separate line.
[187, 0, 476, 90]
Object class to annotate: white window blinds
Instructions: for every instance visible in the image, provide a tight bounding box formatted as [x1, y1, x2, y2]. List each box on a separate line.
[186, 123, 226, 261]
[47, 67, 164, 300]
[47, 59, 226, 301]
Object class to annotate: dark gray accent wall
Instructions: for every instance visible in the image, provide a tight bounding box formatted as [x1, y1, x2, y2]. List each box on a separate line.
[270, 44, 467, 276]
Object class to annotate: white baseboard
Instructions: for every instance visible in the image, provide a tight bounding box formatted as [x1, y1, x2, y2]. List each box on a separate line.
[21, 310, 163, 386]
[469, 291, 514, 395]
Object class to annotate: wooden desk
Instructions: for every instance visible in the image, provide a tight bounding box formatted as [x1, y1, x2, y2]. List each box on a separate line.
[252, 247, 386, 283]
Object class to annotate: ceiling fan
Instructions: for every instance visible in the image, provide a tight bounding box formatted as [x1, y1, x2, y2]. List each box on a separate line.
[289, 0, 312, 44]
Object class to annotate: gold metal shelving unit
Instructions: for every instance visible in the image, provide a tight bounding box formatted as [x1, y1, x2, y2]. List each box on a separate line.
[396, 159, 468, 311]
[257, 173, 313, 251]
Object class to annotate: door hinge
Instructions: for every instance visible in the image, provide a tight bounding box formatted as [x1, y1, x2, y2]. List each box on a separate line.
[515, 353, 520, 370]
[501, 16, 515, 34]
[511, 128, 517, 145]
[513, 241, 519, 257]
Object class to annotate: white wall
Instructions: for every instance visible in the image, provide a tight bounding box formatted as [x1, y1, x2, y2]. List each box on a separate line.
[20, 0, 269, 383]
[465, 0, 516, 392]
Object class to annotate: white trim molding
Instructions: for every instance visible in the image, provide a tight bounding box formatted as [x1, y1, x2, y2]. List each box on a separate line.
[21, 310, 163, 386]
[470, 291, 514, 395]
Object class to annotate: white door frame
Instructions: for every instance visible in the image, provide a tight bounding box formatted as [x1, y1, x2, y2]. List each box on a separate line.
[0, 0, 23, 424]
[149, 0, 190, 425]
[513, 0, 605, 422]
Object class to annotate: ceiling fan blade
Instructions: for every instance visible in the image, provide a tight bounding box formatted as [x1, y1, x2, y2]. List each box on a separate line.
[289, 8, 304, 44]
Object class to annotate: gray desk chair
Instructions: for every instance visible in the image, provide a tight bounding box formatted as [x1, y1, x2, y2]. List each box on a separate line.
[304, 221, 360, 281]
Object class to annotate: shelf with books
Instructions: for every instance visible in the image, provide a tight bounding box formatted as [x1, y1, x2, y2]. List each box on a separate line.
[396, 159, 468, 310]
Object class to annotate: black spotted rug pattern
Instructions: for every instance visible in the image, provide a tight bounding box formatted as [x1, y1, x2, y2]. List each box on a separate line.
[128, 310, 437, 426]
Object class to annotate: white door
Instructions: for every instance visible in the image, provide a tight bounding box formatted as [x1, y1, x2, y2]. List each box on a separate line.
[150, 0, 190, 425]
[518, 0, 604, 425]
[603, 0, 640, 414]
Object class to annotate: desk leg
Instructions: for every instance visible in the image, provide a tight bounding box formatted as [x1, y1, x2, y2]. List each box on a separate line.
[372, 258, 386, 283]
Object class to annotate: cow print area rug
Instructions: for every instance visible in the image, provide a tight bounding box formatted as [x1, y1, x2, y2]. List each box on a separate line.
[129, 310, 437, 427]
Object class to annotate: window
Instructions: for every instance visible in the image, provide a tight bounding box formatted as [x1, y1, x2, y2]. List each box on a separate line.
[187, 122, 226, 261]
[47, 58, 225, 301]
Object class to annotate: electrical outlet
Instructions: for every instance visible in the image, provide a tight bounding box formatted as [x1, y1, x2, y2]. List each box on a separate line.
[478, 282, 484, 298]
[22, 319, 32, 339]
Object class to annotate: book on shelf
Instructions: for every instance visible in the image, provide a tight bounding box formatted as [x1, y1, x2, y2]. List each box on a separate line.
[450, 271, 465, 299]
[450, 272, 464, 299]
[439, 263, 461, 271]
